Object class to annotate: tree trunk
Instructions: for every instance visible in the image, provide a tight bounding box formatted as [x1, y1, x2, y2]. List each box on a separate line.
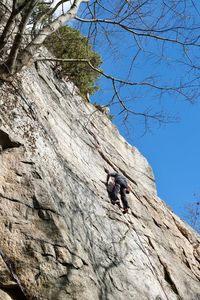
[5, 0, 39, 74]
[0, 0, 89, 79]
[0, 0, 30, 52]
[14, 0, 89, 73]
[0, 11, 16, 52]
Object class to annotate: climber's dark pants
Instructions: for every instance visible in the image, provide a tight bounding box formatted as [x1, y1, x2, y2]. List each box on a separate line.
[111, 183, 129, 209]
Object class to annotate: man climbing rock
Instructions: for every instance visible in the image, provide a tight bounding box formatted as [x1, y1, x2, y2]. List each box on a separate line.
[106, 169, 131, 214]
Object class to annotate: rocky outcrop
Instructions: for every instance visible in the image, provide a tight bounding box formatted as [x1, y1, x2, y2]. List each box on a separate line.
[0, 61, 199, 300]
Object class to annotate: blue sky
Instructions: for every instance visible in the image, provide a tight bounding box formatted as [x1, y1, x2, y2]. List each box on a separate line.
[76, 1, 200, 226]
[121, 101, 200, 220]
[91, 65, 200, 224]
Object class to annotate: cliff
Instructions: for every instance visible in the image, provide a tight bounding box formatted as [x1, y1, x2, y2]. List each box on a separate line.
[0, 60, 199, 300]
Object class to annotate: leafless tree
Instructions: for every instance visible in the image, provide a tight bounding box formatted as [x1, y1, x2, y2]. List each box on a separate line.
[0, 0, 89, 75]
[185, 196, 200, 233]
[0, 0, 200, 126]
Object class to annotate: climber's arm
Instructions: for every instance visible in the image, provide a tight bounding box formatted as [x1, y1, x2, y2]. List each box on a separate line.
[107, 172, 117, 184]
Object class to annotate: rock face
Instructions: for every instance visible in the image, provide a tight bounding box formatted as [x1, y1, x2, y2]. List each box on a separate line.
[0, 61, 199, 300]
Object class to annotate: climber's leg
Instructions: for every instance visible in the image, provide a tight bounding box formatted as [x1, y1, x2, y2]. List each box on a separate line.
[121, 186, 129, 213]
[110, 183, 120, 203]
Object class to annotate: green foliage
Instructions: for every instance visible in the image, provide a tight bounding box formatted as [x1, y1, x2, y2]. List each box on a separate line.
[107, 114, 114, 121]
[44, 26, 102, 97]
[93, 102, 105, 112]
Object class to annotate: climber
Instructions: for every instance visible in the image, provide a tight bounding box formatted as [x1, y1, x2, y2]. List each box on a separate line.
[105, 169, 131, 214]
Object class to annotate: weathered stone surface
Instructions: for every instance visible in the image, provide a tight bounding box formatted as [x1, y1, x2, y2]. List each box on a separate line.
[0, 61, 199, 300]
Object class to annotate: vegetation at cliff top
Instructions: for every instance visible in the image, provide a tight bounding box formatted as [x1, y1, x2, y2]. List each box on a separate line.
[44, 26, 102, 98]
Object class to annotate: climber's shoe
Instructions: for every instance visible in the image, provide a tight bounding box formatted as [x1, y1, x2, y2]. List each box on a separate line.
[123, 208, 128, 214]
[112, 199, 120, 206]
[116, 201, 122, 208]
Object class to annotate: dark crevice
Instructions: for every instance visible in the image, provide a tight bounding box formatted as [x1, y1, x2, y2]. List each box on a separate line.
[41, 253, 55, 258]
[32, 195, 41, 209]
[98, 150, 117, 170]
[58, 261, 78, 270]
[15, 172, 23, 177]
[152, 218, 162, 228]
[0, 193, 61, 217]
[32, 195, 61, 216]
[34, 61, 39, 71]
[0, 193, 32, 209]
[37, 69, 63, 102]
[0, 129, 21, 151]
[182, 248, 192, 270]
[1, 286, 27, 300]
[20, 160, 35, 165]
[147, 236, 156, 251]
[132, 190, 140, 200]
[31, 171, 42, 179]
[108, 273, 124, 292]
[184, 258, 191, 270]
[86, 128, 100, 146]
[25, 236, 66, 248]
[163, 266, 179, 295]
[182, 249, 200, 281]
[34, 271, 41, 282]
[143, 195, 158, 212]
[194, 253, 200, 264]
[0, 250, 27, 300]
[173, 217, 192, 243]
[82, 259, 88, 266]
[116, 166, 138, 187]
[157, 255, 180, 296]
[131, 211, 139, 219]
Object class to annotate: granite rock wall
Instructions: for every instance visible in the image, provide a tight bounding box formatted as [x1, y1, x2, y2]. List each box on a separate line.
[0, 61, 199, 300]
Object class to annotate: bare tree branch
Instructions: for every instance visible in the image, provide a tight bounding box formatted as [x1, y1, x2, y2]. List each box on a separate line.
[37, 56, 191, 106]
[5, 0, 39, 73]
[32, 0, 70, 35]
[0, 0, 199, 129]
[75, 16, 200, 47]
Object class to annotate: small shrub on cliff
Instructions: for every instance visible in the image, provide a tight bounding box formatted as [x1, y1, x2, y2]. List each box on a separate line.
[44, 26, 102, 97]
[93, 102, 114, 121]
